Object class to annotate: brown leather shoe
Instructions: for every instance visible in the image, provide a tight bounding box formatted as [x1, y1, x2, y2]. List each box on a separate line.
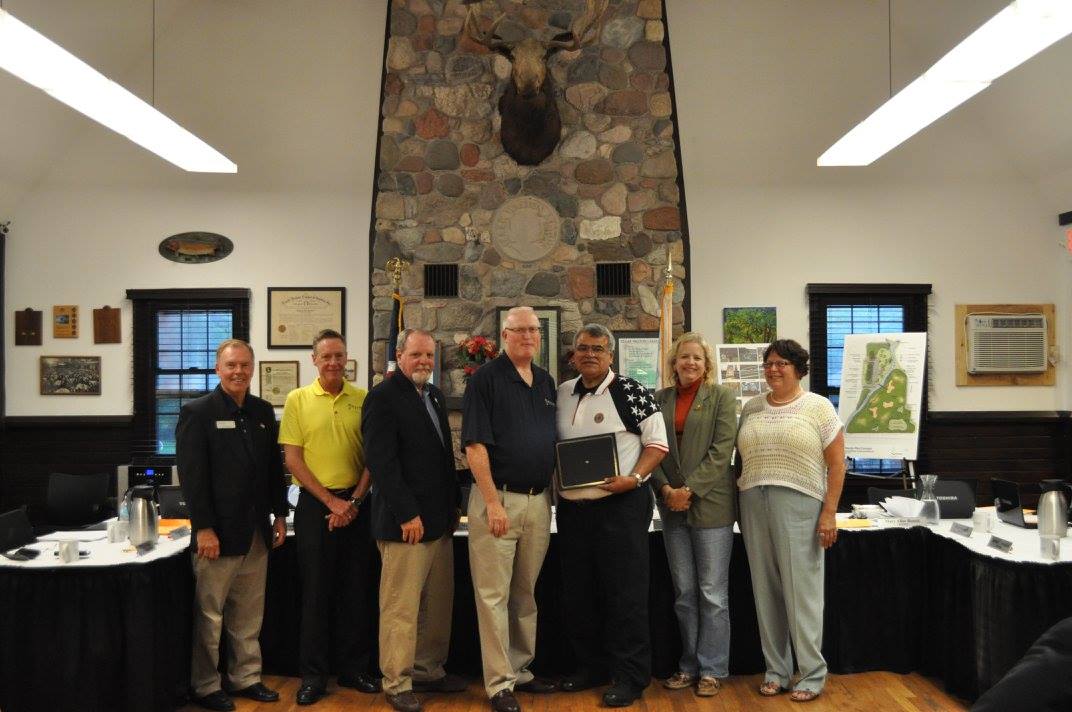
[662, 672, 695, 690]
[386, 691, 422, 712]
[696, 677, 722, 697]
[490, 689, 520, 712]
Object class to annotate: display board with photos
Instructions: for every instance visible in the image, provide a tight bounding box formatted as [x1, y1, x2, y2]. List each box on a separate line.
[715, 343, 770, 418]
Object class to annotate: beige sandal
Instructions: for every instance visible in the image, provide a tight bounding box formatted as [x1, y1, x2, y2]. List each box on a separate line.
[790, 689, 821, 702]
[758, 680, 785, 696]
[696, 677, 722, 697]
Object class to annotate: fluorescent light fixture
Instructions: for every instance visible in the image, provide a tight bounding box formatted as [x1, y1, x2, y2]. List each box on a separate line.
[819, 0, 1072, 166]
[0, 8, 236, 173]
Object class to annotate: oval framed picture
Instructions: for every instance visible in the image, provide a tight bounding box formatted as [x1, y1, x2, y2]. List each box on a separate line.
[158, 232, 233, 264]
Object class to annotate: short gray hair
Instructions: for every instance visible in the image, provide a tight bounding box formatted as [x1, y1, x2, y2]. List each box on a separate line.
[396, 327, 433, 355]
[215, 339, 254, 363]
[574, 323, 615, 353]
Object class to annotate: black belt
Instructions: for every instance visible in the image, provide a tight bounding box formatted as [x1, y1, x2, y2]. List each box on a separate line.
[497, 482, 546, 496]
[328, 486, 356, 497]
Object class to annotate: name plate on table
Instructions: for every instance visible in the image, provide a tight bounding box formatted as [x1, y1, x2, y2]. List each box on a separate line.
[875, 517, 924, 527]
[987, 535, 1014, 554]
[950, 522, 974, 538]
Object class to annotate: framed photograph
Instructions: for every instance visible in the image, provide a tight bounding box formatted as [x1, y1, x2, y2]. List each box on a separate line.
[40, 356, 101, 395]
[722, 306, 777, 344]
[267, 287, 345, 349]
[259, 361, 300, 407]
[613, 331, 660, 391]
[344, 359, 357, 382]
[497, 306, 560, 382]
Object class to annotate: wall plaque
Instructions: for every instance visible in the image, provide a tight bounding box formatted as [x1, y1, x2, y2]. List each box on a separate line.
[93, 306, 121, 344]
[15, 308, 42, 345]
[491, 196, 560, 263]
[53, 305, 78, 338]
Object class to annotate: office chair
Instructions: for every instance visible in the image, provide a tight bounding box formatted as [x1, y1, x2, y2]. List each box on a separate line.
[45, 472, 110, 527]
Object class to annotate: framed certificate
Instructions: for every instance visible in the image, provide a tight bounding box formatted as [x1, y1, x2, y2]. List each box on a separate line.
[267, 287, 345, 349]
[555, 433, 619, 490]
[259, 361, 299, 407]
[614, 331, 660, 391]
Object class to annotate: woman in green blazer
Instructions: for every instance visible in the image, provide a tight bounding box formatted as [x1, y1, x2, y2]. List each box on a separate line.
[651, 332, 738, 697]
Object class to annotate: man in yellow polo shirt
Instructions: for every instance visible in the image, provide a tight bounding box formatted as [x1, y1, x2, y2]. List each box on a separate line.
[279, 329, 380, 706]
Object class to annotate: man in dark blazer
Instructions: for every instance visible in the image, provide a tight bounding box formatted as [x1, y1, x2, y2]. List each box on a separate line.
[177, 339, 288, 712]
[362, 328, 463, 712]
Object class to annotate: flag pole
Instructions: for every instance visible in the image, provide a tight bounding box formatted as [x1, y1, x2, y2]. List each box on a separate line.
[385, 257, 409, 375]
[658, 245, 675, 388]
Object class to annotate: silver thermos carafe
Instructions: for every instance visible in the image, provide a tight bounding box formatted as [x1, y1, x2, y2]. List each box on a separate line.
[126, 485, 159, 548]
[1037, 479, 1071, 539]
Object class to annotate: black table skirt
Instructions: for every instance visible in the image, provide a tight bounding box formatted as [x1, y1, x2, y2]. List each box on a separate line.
[0, 551, 193, 712]
[2, 527, 1070, 711]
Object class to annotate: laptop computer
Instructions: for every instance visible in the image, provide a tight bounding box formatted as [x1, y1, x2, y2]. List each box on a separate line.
[991, 478, 1038, 528]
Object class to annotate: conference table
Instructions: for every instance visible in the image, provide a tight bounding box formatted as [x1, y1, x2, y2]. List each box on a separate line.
[2, 517, 1071, 712]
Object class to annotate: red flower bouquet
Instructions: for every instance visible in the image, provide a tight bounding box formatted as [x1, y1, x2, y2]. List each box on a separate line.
[459, 335, 498, 377]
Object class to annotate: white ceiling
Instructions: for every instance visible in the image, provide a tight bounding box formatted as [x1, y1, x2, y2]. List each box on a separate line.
[1, 0, 1070, 218]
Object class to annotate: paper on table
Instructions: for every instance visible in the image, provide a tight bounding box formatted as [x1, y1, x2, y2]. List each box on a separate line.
[882, 496, 924, 518]
[37, 531, 108, 542]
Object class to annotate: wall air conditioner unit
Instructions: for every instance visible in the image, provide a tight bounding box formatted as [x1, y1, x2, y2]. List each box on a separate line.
[966, 314, 1047, 373]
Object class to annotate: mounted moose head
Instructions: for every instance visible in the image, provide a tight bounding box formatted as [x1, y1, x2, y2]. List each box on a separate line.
[464, 0, 609, 166]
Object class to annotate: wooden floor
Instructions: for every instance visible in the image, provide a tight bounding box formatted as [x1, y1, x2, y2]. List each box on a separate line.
[177, 672, 969, 712]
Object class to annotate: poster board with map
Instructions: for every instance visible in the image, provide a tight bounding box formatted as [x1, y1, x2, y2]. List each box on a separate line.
[715, 342, 770, 419]
[837, 332, 927, 460]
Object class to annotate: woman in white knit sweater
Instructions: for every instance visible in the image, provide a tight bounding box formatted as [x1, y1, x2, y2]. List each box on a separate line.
[736, 339, 845, 703]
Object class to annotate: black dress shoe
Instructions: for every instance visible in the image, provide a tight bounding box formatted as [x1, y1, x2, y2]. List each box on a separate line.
[193, 690, 235, 712]
[386, 690, 423, 712]
[231, 682, 280, 702]
[515, 677, 557, 694]
[296, 684, 325, 706]
[412, 673, 468, 693]
[337, 672, 382, 693]
[602, 683, 642, 708]
[560, 671, 607, 693]
[490, 689, 521, 712]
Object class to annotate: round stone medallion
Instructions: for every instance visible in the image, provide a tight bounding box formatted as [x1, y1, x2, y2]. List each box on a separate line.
[491, 196, 560, 263]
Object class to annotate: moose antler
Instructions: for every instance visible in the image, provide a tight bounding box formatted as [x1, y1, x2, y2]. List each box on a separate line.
[546, 0, 610, 52]
[463, 1, 509, 51]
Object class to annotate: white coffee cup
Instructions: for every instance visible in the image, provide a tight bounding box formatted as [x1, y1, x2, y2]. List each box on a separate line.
[57, 540, 79, 563]
[972, 509, 992, 533]
[107, 520, 128, 543]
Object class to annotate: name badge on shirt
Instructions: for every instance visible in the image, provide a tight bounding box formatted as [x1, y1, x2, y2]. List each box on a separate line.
[216, 420, 236, 429]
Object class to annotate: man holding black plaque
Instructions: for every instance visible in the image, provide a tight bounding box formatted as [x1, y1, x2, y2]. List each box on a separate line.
[462, 306, 559, 712]
[555, 323, 668, 708]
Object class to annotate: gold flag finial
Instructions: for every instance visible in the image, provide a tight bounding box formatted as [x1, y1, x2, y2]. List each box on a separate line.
[385, 257, 409, 288]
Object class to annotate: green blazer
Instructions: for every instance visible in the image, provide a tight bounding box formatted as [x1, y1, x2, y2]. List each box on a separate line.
[651, 382, 738, 528]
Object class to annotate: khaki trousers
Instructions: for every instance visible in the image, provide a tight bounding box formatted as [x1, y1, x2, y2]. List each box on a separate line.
[377, 534, 454, 695]
[190, 533, 268, 697]
[467, 488, 552, 697]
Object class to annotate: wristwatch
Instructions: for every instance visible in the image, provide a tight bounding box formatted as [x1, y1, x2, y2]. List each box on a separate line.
[631, 473, 644, 488]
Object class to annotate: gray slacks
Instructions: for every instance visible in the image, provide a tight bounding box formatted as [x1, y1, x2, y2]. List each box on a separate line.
[739, 485, 827, 693]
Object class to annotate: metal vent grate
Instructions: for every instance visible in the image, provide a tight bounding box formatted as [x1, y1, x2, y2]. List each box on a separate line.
[596, 263, 631, 297]
[424, 264, 459, 298]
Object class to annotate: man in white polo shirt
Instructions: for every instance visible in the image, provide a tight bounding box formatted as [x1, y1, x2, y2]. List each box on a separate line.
[554, 323, 668, 708]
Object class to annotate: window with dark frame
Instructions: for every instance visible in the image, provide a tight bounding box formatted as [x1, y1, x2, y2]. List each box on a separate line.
[806, 284, 931, 476]
[128, 289, 250, 461]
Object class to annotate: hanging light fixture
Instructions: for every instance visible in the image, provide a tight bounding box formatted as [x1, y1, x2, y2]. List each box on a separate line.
[818, 0, 1072, 167]
[0, 6, 236, 173]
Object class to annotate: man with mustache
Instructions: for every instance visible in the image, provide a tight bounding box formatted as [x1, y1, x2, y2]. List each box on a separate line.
[555, 324, 668, 708]
[177, 339, 288, 711]
[362, 329, 465, 712]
